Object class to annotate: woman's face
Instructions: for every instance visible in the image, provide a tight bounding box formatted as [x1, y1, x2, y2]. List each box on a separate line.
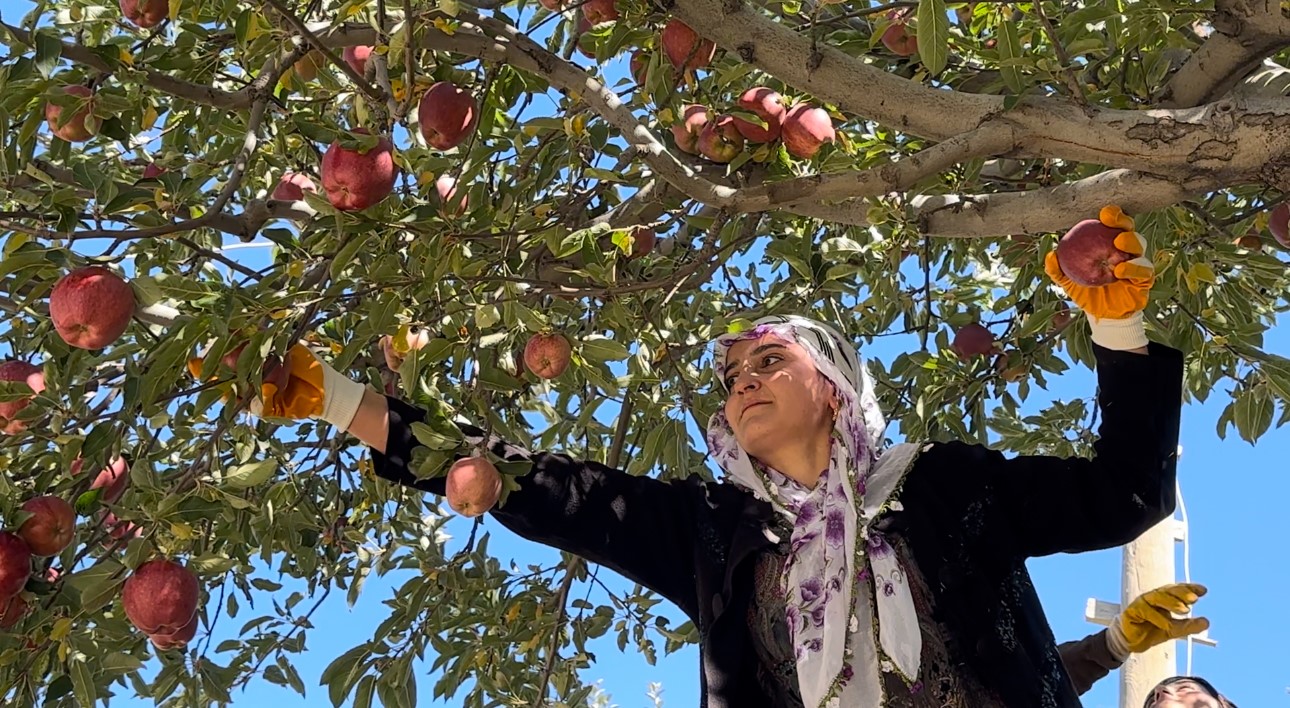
[722, 334, 837, 464]
[1146, 680, 1224, 708]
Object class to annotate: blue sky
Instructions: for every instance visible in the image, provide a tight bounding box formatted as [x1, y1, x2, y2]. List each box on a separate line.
[3, 1, 1289, 706]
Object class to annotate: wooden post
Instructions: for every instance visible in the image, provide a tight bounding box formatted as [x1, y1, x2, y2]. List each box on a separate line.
[1118, 514, 1176, 708]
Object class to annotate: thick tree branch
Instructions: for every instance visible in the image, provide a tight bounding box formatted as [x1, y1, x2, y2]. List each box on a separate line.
[209, 98, 269, 214]
[1159, 0, 1290, 108]
[0, 20, 248, 109]
[666, 0, 1290, 176]
[910, 169, 1214, 237]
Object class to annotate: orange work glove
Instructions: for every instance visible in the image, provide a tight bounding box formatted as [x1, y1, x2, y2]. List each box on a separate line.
[1106, 583, 1210, 661]
[1044, 205, 1155, 350]
[188, 343, 367, 430]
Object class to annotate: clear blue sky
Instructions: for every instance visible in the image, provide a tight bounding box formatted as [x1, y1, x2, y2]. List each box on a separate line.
[3, 1, 1288, 706]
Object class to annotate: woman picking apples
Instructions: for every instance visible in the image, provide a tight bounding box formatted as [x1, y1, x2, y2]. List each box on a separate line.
[245, 206, 1172, 707]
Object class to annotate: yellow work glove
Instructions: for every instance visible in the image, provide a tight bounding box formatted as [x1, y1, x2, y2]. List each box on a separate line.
[1106, 583, 1210, 661]
[1044, 205, 1155, 350]
[187, 343, 367, 430]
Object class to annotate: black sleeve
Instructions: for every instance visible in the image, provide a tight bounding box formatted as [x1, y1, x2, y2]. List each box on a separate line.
[921, 341, 1184, 558]
[370, 396, 703, 621]
[1058, 629, 1123, 695]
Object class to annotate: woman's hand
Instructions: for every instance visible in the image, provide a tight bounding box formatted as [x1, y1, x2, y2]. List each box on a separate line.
[1045, 205, 1155, 351]
[188, 343, 367, 430]
[1106, 582, 1210, 660]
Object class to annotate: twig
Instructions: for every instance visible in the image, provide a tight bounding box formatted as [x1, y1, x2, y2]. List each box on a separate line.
[533, 563, 577, 708]
[1032, 1, 1091, 112]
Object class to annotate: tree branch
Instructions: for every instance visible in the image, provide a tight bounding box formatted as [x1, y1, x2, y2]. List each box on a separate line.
[666, 0, 1290, 176]
[731, 124, 1018, 210]
[1158, 0, 1290, 108]
[0, 20, 248, 109]
[910, 169, 1214, 237]
[262, 0, 388, 104]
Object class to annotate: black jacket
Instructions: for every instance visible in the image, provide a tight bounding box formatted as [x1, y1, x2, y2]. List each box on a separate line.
[371, 342, 1183, 707]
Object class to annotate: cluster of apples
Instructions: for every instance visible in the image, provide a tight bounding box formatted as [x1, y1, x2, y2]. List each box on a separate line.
[269, 75, 477, 213]
[0, 261, 204, 647]
[0, 498, 74, 630]
[47, 5, 480, 217]
[1, 266, 137, 433]
[672, 88, 836, 164]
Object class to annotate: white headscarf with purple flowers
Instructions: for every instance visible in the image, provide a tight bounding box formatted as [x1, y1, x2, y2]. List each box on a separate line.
[707, 314, 922, 708]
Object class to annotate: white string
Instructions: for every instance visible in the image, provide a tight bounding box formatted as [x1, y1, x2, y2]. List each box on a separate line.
[1176, 476, 1194, 676]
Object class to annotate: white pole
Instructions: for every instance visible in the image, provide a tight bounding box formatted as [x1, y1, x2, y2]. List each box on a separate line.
[1118, 514, 1177, 708]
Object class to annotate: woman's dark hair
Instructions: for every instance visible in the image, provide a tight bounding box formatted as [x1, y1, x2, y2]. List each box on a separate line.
[1144, 676, 1235, 708]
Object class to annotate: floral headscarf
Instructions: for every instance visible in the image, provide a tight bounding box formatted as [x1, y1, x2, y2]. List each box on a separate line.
[706, 314, 921, 707]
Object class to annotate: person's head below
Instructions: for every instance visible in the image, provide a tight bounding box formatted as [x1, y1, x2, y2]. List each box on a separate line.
[1145, 676, 1235, 708]
[713, 315, 882, 489]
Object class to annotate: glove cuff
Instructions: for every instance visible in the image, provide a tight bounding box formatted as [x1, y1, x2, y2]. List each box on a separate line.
[1106, 618, 1132, 662]
[1087, 311, 1148, 350]
[318, 361, 367, 432]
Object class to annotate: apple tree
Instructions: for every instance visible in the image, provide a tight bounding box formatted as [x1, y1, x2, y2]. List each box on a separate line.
[1, 0, 1289, 705]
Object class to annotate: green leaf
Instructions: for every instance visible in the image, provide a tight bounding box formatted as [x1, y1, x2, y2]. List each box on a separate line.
[580, 336, 630, 363]
[916, 0, 950, 76]
[70, 661, 95, 708]
[66, 560, 126, 614]
[353, 675, 377, 708]
[32, 29, 63, 78]
[221, 459, 277, 489]
[997, 20, 1025, 93]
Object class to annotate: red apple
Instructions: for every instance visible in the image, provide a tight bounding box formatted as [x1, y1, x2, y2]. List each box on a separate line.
[434, 174, 468, 216]
[0, 594, 27, 630]
[1269, 203, 1290, 247]
[781, 103, 836, 159]
[661, 20, 715, 72]
[45, 86, 95, 143]
[671, 104, 709, 155]
[0, 533, 32, 598]
[271, 171, 317, 201]
[343, 46, 372, 76]
[630, 51, 649, 85]
[17, 497, 76, 557]
[581, 0, 618, 24]
[321, 130, 398, 211]
[539, 0, 564, 9]
[149, 611, 198, 650]
[120, 0, 168, 29]
[697, 114, 745, 163]
[90, 456, 131, 504]
[380, 329, 432, 371]
[731, 87, 787, 143]
[629, 227, 656, 258]
[445, 457, 502, 517]
[101, 512, 142, 547]
[951, 323, 996, 358]
[881, 16, 918, 57]
[121, 559, 200, 637]
[417, 82, 479, 151]
[1055, 219, 1135, 286]
[523, 333, 572, 380]
[141, 163, 165, 179]
[0, 361, 45, 435]
[50, 266, 136, 350]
